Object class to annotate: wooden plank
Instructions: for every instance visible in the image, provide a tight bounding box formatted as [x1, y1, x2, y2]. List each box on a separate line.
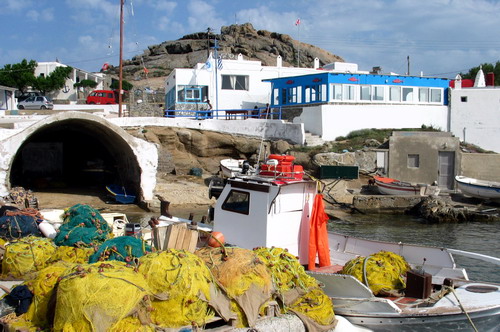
[164, 223, 185, 249]
[174, 226, 187, 249]
[152, 226, 168, 250]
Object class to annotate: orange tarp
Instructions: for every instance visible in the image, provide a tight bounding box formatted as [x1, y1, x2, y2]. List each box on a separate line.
[308, 194, 331, 270]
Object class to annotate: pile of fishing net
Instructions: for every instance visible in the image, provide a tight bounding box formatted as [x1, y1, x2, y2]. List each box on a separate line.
[0, 208, 42, 240]
[1, 236, 57, 279]
[196, 246, 336, 330]
[89, 236, 152, 263]
[53, 204, 111, 247]
[195, 246, 273, 328]
[138, 249, 215, 328]
[254, 247, 337, 331]
[340, 250, 410, 295]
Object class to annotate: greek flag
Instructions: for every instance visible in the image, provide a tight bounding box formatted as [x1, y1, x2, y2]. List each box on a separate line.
[217, 56, 223, 70]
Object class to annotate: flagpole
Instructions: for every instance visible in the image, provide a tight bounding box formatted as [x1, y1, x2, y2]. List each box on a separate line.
[213, 38, 220, 113]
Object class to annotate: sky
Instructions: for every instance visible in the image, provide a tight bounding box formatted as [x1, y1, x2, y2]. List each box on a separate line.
[1, 0, 500, 78]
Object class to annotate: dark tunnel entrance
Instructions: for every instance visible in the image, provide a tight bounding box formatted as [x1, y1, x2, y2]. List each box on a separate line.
[9, 119, 141, 200]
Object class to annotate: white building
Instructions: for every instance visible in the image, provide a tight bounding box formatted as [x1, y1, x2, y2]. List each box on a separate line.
[164, 54, 326, 115]
[35, 62, 108, 103]
[449, 70, 500, 153]
[0, 85, 17, 112]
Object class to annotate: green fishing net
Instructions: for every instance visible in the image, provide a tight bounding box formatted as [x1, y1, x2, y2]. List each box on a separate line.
[88, 236, 152, 264]
[53, 204, 111, 247]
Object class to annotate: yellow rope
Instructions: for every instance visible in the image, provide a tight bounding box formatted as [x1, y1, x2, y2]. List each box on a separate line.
[445, 286, 479, 332]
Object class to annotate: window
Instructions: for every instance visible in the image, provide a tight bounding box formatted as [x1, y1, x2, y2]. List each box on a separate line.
[389, 86, 400, 101]
[331, 84, 342, 100]
[221, 75, 249, 90]
[402, 87, 413, 102]
[221, 190, 250, 215]
[177, 85, 208, 103]
[461, 96, 467, 102]
[431, 89, 442, 103]
[408, 154, 420, 168]
[360, 86, 371, 101]
[419, 88, 429, 102]
[343, 85, 355, 100]
[373, 86, 384, 101]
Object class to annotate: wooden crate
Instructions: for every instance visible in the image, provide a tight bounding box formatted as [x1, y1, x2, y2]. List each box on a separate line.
[161, 223, 198, 252]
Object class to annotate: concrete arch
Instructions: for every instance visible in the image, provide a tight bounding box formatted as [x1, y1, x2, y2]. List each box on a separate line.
[0, 112, 157, 202]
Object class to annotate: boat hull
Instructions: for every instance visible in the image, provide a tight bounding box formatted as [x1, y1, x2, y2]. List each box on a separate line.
[373, 176, 422, 196]
[340, 305, 500, 332]
[455, 175, 500, 201]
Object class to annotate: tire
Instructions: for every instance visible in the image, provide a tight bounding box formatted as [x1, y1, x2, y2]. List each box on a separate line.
[18, 105, 24, 109]
[41, 106, 47, 110]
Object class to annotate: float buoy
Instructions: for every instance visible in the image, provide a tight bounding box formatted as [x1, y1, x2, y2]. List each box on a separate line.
[208, 231, 225, 248]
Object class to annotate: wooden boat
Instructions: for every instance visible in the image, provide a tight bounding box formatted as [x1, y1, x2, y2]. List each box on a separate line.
[105, 184, 136, 204]
[151, 155, 500, 330]
[455, 175, 500, 201]
[373, 175, 423, 195]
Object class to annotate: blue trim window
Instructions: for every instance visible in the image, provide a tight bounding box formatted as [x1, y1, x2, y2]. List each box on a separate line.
[430, 89, 442, 103]
[177, 85, 208, 103]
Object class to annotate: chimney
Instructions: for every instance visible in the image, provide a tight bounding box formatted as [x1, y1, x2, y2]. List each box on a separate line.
[454, 74, 462, 89]
[276, 55, 282, 68]
[486, 72, 495, 86]
[314, 57, 319, 69]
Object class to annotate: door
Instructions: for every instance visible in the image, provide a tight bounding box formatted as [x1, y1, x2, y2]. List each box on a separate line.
[438, 151, 455, 190]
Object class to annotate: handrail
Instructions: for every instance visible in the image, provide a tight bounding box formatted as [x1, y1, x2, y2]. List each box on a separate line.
[447, 248, 500, 265]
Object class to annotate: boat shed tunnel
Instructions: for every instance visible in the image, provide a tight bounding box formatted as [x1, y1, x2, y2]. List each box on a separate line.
[0, 112, 158, 202]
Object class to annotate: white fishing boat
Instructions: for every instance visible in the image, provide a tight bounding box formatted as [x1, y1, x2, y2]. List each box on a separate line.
[219, 158, 254, 177]
[156, 155, 500, 331]
[455, 175, 500, 202]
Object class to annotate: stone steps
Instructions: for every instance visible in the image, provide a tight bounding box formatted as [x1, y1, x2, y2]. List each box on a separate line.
[304, 132, 325, 146]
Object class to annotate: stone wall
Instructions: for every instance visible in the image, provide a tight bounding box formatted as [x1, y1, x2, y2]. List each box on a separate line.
[459, 152, 500, 181]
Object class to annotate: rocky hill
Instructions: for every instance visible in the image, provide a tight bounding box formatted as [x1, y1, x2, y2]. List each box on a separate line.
[109, 23, 343, 85]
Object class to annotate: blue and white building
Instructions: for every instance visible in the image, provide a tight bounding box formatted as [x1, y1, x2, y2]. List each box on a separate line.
[265, 70, 450, 141]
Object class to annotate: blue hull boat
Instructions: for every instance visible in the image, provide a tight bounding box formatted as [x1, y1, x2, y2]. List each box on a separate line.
[106, 185, 136, 204]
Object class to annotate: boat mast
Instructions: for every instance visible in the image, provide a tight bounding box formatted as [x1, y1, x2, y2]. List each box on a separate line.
[118, 0, 124, 117]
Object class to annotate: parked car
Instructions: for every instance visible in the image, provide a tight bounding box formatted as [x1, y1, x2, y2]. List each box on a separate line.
[17, 96, 54, 110]
[86, 90, 118, 104]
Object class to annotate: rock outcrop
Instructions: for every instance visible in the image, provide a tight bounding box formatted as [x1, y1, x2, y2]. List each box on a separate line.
[111, 23, 343, 80]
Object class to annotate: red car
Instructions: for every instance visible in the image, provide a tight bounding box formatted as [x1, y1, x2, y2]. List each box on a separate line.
[86, 90, 118, 104]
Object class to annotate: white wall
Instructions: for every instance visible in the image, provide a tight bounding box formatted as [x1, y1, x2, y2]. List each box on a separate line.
[297, 104, 448, 141]
[449, 88, 500, 153]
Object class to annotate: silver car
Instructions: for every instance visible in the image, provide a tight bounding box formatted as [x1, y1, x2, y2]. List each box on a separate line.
[17, 96, 54, 110]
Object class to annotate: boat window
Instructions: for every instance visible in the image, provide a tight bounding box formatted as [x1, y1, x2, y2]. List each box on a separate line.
[221, 190, 250, 215]
[408, 154, 420, 168]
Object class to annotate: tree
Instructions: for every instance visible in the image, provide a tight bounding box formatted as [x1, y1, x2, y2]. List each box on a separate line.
[74, 79, 98, 99]
[32, 66, 73, 95]
[461, 61, 500, 86]
[0, 59, 37, 92]
[110, 79, 133, 91]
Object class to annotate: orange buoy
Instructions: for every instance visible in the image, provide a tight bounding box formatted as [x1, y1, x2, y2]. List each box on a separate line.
[208, 231, 225, 248]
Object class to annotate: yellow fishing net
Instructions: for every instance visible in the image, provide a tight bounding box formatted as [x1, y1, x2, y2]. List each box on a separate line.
[341, 250, 410, 295]
[195, 247, 273, 328]
[138, 249, 215, 328]
[1, 236, 57, 279]
[53, 261, 152, 332]
[52, 245, 95, 264]
[23, 261, 76, 328]
[254, 247, 335, 327]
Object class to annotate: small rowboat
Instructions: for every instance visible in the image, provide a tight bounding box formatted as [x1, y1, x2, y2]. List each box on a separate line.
[373, 175, 422, 195]
[106, 184, 136, 204]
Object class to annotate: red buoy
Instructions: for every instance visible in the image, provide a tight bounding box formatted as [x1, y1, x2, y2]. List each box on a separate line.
[208, 232, 225, 248]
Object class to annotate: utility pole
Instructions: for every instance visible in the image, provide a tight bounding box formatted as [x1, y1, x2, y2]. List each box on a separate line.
[206, 27, 212, 58]
[118, 0, 124, 117]
[407, 55, 410, 76]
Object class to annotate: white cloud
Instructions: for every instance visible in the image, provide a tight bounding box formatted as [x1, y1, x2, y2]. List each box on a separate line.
[4, 0, 32, 11]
